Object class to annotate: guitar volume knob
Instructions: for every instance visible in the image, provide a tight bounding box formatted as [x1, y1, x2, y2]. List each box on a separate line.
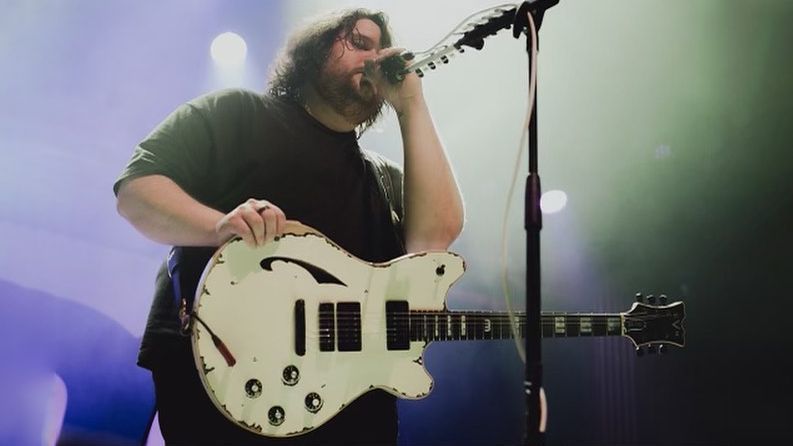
[282, 365, 300, 386]
[305, 392, 323, 413]
[244, 379, 263, 398]
[268, 406, 285, 426]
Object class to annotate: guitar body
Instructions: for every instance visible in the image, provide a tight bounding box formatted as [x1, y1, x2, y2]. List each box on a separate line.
[191, 223, 465, 437]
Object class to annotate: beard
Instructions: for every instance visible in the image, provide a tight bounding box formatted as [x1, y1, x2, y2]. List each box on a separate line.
[313, 67, 386, 128]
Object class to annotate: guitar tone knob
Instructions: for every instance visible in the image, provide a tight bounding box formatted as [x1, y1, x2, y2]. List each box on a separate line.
[636, 347, 645, 357]
[647, 294, 656, 304]
[244, 379, 263, 398]
[305, 392, 323, 413]
[268, 406, 285, 426]
[282, 365, 300, 386]
[660, 294, 668, 304]
[658, 344, 667, 355]
[635, 293, 644, 303]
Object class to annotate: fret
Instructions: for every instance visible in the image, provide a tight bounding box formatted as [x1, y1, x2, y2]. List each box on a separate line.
[461, 315, 467, 339]
[438, 314, 448, 341]
[434, 315, 439, 341]
[542, 316, 554, 337]
[608, 316, 621, 336]
[473, 315, 484, 339]
[451, 314, 461, 340]
[565, 315, 580, 337]
[592, 316, 608, 336]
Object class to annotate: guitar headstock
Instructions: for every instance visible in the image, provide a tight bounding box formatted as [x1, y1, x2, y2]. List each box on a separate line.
[400, 5, 519, 79]
[622, 294, 686, 354]
[454, 5, 519, 51]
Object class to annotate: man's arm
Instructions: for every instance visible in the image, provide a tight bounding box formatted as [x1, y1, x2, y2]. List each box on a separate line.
[116, 175, 285, 247]
[397, 94, 465, 252]
[372, 50, 465, 252]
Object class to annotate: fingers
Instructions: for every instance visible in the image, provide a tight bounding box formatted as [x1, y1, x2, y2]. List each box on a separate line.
[216, 199, 287, 248]
[257, 202, 286, 244]
[374, 47, 406, 63]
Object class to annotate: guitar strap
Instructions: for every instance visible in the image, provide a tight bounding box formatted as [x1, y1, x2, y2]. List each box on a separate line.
[167, 246, 193, 335]
[168, 150, 406, 335]
[361, 149, 406, 252]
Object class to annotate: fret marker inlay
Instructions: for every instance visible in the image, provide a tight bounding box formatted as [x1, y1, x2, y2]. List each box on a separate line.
[554, 316, 565, 335]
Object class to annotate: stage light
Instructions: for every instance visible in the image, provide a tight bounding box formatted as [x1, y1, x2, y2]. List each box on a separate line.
[210, 32, 247, 67]
[540, 190, 567, 214]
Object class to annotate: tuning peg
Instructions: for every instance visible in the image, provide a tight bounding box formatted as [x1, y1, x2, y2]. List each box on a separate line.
[660, 294, 668, 304]
[647, 294, 656, 304]
[636, 347, 645, 357]
[635, 293, 644, 303]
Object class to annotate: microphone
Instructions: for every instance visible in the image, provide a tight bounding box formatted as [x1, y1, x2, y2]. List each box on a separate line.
[380, 52, 414, 84]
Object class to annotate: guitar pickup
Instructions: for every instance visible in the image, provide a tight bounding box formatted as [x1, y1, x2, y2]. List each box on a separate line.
[318, 303, 335, 352]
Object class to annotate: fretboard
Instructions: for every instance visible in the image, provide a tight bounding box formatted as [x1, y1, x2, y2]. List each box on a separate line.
[398, 310, 623, 343]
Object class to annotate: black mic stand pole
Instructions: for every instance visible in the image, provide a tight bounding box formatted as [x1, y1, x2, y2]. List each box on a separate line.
[512, 1, 558, 445]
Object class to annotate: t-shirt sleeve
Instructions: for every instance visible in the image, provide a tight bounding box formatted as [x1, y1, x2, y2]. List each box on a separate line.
[113, 102, 213, 197]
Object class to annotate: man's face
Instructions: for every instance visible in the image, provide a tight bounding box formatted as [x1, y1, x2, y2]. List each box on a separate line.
[314, 18, 386, 126]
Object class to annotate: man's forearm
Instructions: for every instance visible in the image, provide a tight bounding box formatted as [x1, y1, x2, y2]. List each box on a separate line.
[116, 175, 224, 246]
[399, 97, 465, 252]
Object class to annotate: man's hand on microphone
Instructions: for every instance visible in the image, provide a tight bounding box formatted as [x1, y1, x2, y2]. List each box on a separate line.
[365, 47, 424, 117]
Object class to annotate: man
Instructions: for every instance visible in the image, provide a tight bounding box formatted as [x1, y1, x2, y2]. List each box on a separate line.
[115, 8, 464, 446]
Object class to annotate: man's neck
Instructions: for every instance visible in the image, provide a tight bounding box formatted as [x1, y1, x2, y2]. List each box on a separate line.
[302, 85, 357, 133]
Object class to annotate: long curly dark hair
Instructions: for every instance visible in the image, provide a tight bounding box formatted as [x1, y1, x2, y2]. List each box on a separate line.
[267, 9, 394, 133]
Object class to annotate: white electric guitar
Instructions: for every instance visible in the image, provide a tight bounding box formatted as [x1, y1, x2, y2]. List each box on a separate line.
[189, 222, 685, 437]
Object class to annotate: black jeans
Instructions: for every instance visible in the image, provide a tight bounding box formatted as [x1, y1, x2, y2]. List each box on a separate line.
[150, 342, 398, 446]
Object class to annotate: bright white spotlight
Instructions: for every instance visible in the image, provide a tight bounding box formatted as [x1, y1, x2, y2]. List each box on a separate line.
[540, 190, 568, 214]
[210, 32, 247, 67]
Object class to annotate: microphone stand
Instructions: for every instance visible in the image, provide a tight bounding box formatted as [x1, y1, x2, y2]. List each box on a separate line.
[512, 1, 559, 445]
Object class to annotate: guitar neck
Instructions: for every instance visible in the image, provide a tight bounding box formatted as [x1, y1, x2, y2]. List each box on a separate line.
[406, 310, 624, 342]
